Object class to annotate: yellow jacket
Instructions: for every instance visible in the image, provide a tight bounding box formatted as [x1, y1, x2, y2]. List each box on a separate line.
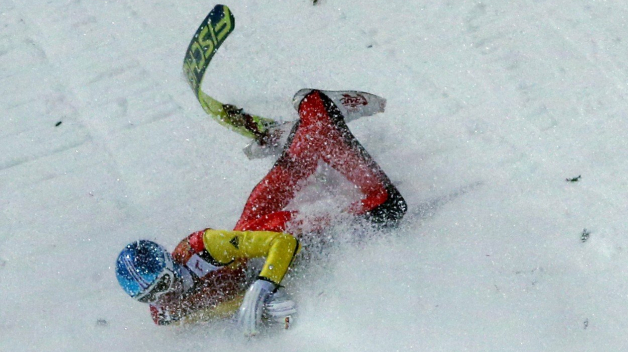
[153, 229, 301, 325]
[201, 229, 300, 285]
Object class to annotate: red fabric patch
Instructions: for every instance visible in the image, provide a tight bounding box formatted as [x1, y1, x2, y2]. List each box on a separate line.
[150, 304, 164, 325]
[234, 211, 293, 232]
[172, 230, 208, 264]
[187, 230, 207, 252]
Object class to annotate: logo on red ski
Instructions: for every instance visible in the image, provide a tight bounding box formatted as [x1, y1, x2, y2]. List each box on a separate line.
[340, 94, 368, 109]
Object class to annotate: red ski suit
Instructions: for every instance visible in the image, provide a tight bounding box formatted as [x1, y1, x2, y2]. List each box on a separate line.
[236, 89, 406, 232]
[150, 90, 406, 325]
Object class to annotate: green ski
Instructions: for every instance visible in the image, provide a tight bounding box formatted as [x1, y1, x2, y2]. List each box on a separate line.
[182, 5, 278, 141]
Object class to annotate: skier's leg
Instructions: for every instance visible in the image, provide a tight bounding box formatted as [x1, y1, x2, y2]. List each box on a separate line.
[237, 89, 406, 230]
[234, 121, 321, 230]
[297, 90, 407, 225]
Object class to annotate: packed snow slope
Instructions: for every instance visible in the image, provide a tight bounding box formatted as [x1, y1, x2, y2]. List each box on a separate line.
[2, 0, 628, 351]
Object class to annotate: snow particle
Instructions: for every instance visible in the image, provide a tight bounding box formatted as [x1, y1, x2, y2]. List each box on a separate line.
[96, 319, 108, 327]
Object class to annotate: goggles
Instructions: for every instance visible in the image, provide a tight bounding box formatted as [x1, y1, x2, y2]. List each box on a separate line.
[135, 268, 177, 303]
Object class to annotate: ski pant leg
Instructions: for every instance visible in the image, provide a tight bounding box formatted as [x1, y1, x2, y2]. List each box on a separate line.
[300, 90, 407, 226]
[236, 89, 407, 231]
[234, 121, 319, 230]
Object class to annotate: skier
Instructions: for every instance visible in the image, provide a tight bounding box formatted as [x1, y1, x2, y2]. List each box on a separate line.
[115, 89, 407, 336]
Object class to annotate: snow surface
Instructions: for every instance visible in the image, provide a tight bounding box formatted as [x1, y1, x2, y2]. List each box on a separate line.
[2, 0, 628, 351]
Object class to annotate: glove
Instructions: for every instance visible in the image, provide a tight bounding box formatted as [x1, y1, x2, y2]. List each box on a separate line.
[237, 279, 277, 336]
[263, 289, 297, 327]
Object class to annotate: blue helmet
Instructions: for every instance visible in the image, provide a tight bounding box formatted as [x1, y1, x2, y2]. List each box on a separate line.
[115, 240, 180, 303]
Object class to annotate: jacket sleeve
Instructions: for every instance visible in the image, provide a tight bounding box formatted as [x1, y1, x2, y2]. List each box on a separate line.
[202, 229, 300, 285]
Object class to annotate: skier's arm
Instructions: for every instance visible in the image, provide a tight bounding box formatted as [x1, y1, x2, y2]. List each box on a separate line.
[205, 228, 301, 336]
[203, 229, 300, 285]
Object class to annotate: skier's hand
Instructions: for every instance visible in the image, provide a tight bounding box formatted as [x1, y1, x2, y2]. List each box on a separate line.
[263, 289, 297, 324]
[237, 279, 277, 336]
